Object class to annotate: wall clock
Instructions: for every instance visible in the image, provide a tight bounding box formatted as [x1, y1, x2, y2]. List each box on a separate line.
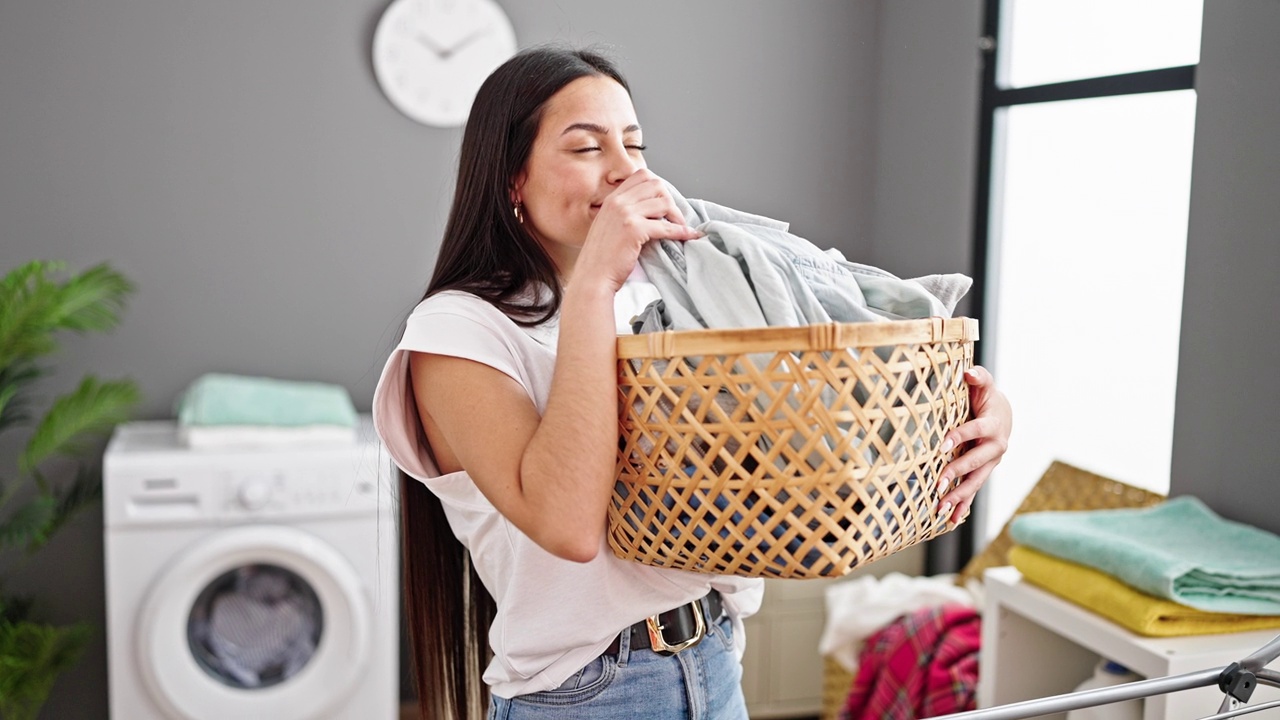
[372, 0, 517, 127]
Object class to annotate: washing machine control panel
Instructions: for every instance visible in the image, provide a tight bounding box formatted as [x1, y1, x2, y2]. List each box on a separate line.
[221, 464, 381, 518]
[103, 421, 388, 527]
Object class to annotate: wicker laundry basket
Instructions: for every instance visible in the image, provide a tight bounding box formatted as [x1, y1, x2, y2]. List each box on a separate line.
[609, 318, 978, 579]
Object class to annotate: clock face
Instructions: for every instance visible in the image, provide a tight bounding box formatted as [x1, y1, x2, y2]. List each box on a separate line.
[372, 0, 517, 127]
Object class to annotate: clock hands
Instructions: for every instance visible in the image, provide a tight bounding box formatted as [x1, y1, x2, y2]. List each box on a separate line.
[415, 33, 449, 57]
[415, 26, 491, 60]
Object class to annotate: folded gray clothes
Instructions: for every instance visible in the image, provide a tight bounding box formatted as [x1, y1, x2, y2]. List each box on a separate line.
[633, 183, 972, 334]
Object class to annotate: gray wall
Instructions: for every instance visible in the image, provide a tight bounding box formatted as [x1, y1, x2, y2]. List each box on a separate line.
[1170, 3, 1280, 530]
[868, 0, 984, 569]
[0, 1, 882, 715]
[869, 0, 982, 296]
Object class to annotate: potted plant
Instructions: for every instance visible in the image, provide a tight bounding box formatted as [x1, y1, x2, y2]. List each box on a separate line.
[0, 260, 140, 720]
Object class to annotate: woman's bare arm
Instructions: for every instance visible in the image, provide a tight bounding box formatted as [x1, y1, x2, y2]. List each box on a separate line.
[409, 279, 619, 562]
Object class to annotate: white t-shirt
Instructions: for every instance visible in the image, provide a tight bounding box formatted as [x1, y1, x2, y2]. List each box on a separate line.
[372, 289, 764, 698]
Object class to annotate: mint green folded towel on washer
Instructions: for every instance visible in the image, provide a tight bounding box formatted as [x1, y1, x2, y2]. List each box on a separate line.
[1010, 496, 1280, 615]
[176, 373, 357, 428]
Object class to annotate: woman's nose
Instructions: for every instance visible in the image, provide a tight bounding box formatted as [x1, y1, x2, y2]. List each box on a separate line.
[606, 148, 643, 185]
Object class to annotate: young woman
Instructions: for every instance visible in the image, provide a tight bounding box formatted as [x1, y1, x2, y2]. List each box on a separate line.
[373, 46, 1012, 720]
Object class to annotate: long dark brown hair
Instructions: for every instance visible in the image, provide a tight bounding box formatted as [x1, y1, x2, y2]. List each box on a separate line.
[400, 46, 630, 719]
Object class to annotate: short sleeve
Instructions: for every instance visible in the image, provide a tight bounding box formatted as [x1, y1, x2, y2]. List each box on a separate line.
[400, 310, 527, 385]
[372, 301, 532, 481]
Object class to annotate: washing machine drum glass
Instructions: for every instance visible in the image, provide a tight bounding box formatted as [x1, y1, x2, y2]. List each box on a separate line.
[186, 564, 323, 689]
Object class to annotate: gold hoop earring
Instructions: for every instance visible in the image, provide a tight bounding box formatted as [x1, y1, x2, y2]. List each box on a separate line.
[513, 203, 525, 225]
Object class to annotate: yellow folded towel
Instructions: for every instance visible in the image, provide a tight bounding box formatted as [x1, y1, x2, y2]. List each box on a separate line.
[1009, 545, 1280, 637]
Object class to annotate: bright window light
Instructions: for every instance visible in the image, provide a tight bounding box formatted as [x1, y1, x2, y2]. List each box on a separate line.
[1002, 0, 1204, 88]
[983, 90, 1197, 541]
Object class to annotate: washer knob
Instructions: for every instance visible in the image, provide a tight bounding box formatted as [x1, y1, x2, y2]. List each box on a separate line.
[237, 478, 273, 510]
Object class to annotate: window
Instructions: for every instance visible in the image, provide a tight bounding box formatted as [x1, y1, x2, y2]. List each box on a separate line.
[1002, 0, 1204, 87]
[973, 0, 1204, 543]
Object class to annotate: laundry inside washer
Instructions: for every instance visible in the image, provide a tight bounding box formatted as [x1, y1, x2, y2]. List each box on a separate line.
[187, 563, 324, 689]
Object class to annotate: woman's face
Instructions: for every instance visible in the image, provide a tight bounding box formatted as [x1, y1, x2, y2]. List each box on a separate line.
[513, 75, 646, 274]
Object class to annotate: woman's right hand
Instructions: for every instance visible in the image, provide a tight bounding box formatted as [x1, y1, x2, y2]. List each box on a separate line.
[575, 169, 702, 292]
[502, 168, 699, 560]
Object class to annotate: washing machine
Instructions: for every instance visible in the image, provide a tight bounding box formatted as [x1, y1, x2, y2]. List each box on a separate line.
[104, 417, 398, 719]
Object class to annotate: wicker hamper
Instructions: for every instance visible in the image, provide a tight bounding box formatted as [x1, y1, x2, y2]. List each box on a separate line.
[608, 318, 978, 579]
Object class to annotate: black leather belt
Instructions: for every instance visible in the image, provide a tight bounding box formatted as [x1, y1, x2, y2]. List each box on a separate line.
[606, 591, 725, 656]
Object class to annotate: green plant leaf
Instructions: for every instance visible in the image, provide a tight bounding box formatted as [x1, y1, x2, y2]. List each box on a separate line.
[46, 262, 135, 334]
[0, 363, 45, 435]
[0, 261, 63, 368]
[0, 261, 134, 370]
[0, 261, 132, 718]
[0, 619, 90, 720]
[35, 465, 103, 551]
[19, 377, 140, 475]
[0, 261, 61, 297]
[0, 496, 55, 551]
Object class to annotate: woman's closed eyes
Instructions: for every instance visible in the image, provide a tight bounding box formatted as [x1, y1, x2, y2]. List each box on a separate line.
[571, 144, 647, 153]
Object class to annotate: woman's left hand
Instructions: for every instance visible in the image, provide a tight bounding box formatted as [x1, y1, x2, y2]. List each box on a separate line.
[937, 365, 1012, 526]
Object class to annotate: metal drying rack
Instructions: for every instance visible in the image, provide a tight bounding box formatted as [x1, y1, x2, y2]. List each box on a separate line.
[935, 632, 1280, 719]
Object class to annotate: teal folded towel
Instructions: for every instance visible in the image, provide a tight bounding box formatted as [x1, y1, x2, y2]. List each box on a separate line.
[176, 373, 357, 428]
[1010, 496, 1280, 615]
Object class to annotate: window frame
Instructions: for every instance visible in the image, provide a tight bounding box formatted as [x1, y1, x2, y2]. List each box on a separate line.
[927, 0, 1199, 574]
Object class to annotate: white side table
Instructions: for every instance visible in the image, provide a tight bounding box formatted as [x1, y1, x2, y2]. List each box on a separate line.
[980, 566, 1280, 720]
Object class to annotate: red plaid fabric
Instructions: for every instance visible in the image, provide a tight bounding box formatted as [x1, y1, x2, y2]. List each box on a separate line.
[840, 603, 981, 719]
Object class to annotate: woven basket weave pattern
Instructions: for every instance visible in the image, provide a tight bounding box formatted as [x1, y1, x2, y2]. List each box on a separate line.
[609, 320, 976, 579]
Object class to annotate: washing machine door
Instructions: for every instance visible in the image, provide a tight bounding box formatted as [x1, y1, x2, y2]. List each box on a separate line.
[137, 525, 372, 720]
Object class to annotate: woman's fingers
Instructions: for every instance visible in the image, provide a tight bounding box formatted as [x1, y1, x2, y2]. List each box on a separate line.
[609, 171, 689, 227]
[646, 219, 703, 241]
[605, 182, 698, 245]
[609, 169, 668, 203]
[935, 441, 1001, 526]
[964, 364, 995, 388]
[942, 367, 1004, 446]
[932, 363, 1013, 526]
[944, 415, 1000, 449]
[580, 170, 698, 289]
[961, 365, 998, 414]
[941, 437, 1005, 488]
[629, 198, 701, 240]
[630, 195, 679, 220]
[939, 460, 997, 525]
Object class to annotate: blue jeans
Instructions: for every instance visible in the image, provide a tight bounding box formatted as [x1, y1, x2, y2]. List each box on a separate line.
[486, 613, 748, 720]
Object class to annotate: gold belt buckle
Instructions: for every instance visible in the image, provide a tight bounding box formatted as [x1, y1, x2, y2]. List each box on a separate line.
[645, 599, 706, 656]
